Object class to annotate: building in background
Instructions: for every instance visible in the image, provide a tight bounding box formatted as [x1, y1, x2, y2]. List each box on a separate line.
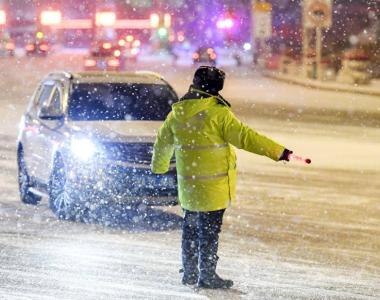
[0, 0, 378, 53]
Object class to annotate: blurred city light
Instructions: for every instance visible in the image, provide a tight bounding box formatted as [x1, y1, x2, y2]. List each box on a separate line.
[164, 13, 171, 28]
[107, 58, 120, 67]
[25, 44, 35, 51]
[5, 42, 15, 50]
[177, 32, 185, 42]
[126, 35, 134, 42]
[36, 31, 44, 39]
[243, 42, 252, 51]
[150, 13, 160, 28]
[102, 42, 112, 49]
[158, 27, 168, 38]
[39, 44, 49, 51]
[131, 48, 139, 55]
[40, 10, 62, 26]
[84, 58, 96, 67]
[95, 11, 116, 27]
[118, 39, 126, 47]
[216, 18, 234, 29]
[0, 10, 6, 25]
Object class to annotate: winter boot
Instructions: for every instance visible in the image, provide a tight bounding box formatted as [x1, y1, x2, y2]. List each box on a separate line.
[181, 269, 198, 285]
[197, 252, 233, 289]
[197, 273, 234, 289]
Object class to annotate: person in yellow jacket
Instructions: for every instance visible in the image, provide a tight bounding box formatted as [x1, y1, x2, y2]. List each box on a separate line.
[151, 66, 292, 289]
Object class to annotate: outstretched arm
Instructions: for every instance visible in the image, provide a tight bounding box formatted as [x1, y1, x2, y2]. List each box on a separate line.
[221, 110, 287, 161]
[151, 115, 175, 174]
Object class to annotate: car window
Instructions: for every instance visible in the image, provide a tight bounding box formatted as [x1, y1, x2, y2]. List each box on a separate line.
[68, 83, 178, 121]
[48, 88, 62, 113]
[37, 84, 54, 107]
[41, 87, 62, 116]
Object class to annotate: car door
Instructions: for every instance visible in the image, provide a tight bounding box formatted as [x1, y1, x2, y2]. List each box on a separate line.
[36, 82, 65, 182]
[23, 81, 55, 180]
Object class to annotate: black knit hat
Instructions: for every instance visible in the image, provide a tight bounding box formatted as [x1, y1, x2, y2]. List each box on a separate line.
[193, 66, 226, 95]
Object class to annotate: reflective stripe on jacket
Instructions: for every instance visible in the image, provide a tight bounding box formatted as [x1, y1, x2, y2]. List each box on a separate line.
[151, 96, 285, 212]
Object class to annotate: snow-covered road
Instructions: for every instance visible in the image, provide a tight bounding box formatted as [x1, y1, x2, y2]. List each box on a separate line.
[0, 54, 379, 299]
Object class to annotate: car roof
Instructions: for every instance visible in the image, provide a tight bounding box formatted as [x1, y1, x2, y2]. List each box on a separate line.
[47, 71, 167, 85]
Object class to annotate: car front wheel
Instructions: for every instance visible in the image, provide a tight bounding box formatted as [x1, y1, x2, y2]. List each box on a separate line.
[48, 155, 77, 220]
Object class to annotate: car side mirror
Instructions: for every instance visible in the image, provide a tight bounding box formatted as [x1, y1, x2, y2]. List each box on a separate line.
[38, 106, 64, 121]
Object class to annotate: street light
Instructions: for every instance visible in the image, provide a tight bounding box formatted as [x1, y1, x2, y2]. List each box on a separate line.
[40, 10, 62, 26]
[95, 12, 116, 27]
[0, 10, 6, 25]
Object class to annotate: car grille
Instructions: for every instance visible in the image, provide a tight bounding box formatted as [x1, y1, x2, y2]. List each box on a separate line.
[103, 142, 175, 164]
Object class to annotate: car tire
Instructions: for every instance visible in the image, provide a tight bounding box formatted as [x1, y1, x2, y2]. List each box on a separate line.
[48, 155, 76, 220]
[17, 146, 42, 205]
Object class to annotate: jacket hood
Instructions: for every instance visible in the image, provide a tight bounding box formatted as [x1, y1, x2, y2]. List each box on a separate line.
[171, 97, 218, 121]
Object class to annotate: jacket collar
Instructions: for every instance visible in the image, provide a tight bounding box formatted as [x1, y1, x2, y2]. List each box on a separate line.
[180, 85, 231, 108]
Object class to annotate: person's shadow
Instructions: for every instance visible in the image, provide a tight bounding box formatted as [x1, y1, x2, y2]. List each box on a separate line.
[77, 201, 182, 232]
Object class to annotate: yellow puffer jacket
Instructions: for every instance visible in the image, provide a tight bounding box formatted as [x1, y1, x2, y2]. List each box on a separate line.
[151, 95, 285, 212]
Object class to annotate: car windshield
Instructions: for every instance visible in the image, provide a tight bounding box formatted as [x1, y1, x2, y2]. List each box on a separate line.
[68, 82, 177, 121]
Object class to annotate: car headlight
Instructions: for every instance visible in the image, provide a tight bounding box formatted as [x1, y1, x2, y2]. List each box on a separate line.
[70, 138, 97, 161]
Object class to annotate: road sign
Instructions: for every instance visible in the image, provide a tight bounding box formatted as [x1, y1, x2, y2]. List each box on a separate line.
[253, 2, 272, 39]
[304, 0, 332, 28]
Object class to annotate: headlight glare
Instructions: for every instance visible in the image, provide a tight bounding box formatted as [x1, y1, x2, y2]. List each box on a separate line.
[71, 138, 97, 161]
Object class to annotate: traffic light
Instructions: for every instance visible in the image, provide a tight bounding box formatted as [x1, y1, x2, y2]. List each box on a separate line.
[36, 31, 44, 39]
[95, 11, 116, 27]
[0, 10, 6, 25]
[158, 27, 168, 39]
[40, 10, 62, 26]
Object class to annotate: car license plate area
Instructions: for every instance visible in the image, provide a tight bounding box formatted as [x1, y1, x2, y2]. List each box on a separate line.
[104, 166, 177, 196]
[143, 174, 177, 197]
[135, 174, 176, 190]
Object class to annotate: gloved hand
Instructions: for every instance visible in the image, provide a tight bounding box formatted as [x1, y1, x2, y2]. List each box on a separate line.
[279, 149, 293, 161]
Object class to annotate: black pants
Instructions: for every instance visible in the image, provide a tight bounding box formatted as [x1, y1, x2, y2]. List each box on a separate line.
[182, 209, 225, 279]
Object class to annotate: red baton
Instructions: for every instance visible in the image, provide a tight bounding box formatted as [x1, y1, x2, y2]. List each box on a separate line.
[289, 153, 311, 164]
